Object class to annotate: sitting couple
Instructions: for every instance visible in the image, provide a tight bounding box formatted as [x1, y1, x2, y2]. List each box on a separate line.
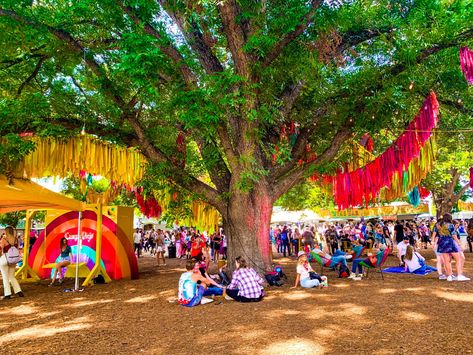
[178, 256, 264, 307]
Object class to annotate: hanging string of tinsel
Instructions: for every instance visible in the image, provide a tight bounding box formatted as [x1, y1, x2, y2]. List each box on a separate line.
[333, 92, 439, 209]
[15, 135, 145, 187]
[15, 134, 220, 229]
[460, 47, 473, 85]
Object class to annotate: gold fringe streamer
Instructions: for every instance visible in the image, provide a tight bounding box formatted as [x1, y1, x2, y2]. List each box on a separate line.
[15, 135, 145, 187]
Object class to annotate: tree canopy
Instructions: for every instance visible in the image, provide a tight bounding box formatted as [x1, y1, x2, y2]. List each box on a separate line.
[1, 0, 473, 267]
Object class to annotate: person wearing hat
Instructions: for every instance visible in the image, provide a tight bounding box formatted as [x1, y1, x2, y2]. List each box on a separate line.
[396, 236, 410, 266]
[292, 251, 320, 289]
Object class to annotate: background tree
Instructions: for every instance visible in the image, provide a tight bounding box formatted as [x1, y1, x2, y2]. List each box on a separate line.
[422, 143, 472, 218]
[1, 0, 473, 269]
[276, 181, 334, 211]
[0, 211, 25, 228]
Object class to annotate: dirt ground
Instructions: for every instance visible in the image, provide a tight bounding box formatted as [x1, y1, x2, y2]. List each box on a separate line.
[2, 249, 473, 355]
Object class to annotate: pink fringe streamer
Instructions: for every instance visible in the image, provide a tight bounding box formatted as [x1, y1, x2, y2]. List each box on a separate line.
[460, 47, 473, 85]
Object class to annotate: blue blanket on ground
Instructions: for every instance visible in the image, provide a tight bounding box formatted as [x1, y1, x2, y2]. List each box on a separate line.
[383, 266, 437, 275]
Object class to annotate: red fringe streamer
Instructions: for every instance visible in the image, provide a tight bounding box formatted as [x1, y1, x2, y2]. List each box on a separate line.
[460, 47, 473, 85]
[418, 186, 430, 199]
[135, 188, 162, 218]
[333, 92, 439, 209]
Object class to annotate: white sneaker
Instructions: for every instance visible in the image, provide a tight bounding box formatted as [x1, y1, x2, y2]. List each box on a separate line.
[457, 275, 471, 282]
[357, 274, 363, 279]
[353, 276, 362, 281]
[200, 297, 214, 305]
[438, 274, 447, 280]
[447, 275, 453, 282]
[224, 295, 233, 301]
[348, 273, 357, 279]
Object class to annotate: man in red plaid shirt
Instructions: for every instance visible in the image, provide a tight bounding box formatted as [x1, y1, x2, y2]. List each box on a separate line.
[226, 256, 264, 302]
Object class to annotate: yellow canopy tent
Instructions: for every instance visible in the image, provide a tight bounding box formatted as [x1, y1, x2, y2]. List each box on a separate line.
[0, 177, 108, 287]
[0, 176, 84, 213]
[0, 176, 85, 283]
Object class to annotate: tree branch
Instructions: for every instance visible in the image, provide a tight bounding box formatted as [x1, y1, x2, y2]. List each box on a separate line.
[271, 122, 353, 199]
[454, 183, 471, 203]
[125, 111, 223, 208]
[1, 44, 47, 70]
[116, 0, 197, 86]
[280, 80, 305, 119]
[16, 55, 48, 96]
[158, 0, 223, 74]
[337, 26, 394, 53]
[218, 0, 252, 78]
[261, 0, 323, 68]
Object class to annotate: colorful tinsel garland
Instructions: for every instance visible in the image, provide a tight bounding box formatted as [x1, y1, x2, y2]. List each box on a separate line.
[333, 92, 439, 209]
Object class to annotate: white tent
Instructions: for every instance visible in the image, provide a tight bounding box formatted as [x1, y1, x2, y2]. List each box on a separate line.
[271, 207, 322, 224]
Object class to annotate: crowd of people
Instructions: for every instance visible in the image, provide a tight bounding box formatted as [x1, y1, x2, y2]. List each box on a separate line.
[1, 213, 472, 302]
[176, 213, 473, 307]
[132, 226, 227, 265]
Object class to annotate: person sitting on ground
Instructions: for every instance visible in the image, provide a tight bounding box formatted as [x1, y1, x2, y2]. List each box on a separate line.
[404, 245, 428, 273]
[396, 237, 410, 266]
[49, 237, 72, 287]
[226, 256, 264, 302]
[178, 260, 214, 306]
[292, 251, 321, 289]
[195, 261, 225, 297]
[349, 248, 384, 280]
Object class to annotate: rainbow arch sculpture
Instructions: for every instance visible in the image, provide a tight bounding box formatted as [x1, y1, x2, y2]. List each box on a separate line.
[29, 208, 138, 281]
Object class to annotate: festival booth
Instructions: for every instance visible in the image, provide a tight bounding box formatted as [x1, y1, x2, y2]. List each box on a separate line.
[0, 177, 138, 287]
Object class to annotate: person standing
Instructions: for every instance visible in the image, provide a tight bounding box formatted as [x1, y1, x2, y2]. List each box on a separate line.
[29, 229, 37, 253]
[279, 226, 290, 257]
[293, 227, 302, 255]
[302, 226, 315, 252]
[0, 226, 24, 299]
[155, 229, 166, 266]
[213, 231, 222, 263]
[133, 228, 142, 258]
[437, 213, 470, 282]
[394, 220, 405, 244]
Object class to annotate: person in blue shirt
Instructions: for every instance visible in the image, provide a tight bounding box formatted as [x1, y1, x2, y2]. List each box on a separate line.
[279, 225, 290, 257]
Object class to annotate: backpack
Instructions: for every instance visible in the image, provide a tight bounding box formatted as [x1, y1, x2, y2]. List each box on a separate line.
[265, 272, 284, 286]
[338, 263, 350, 278]
[273, 265, 287, 280]
[5, 243, 21, 266]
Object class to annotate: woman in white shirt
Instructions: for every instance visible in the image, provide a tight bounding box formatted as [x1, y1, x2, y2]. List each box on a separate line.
[292, 252, 320, 288]
[404, 245, 426, 273]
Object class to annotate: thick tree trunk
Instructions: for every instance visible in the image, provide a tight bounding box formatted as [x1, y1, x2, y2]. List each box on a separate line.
[436, 200, 453, 219]
[222, 185, 273, 273]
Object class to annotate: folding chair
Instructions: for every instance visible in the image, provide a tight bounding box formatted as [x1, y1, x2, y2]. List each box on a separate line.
[359, 248, 390, 280]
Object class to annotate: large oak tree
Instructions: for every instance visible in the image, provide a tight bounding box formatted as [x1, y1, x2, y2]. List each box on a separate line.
[1, 0, 472, 270]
